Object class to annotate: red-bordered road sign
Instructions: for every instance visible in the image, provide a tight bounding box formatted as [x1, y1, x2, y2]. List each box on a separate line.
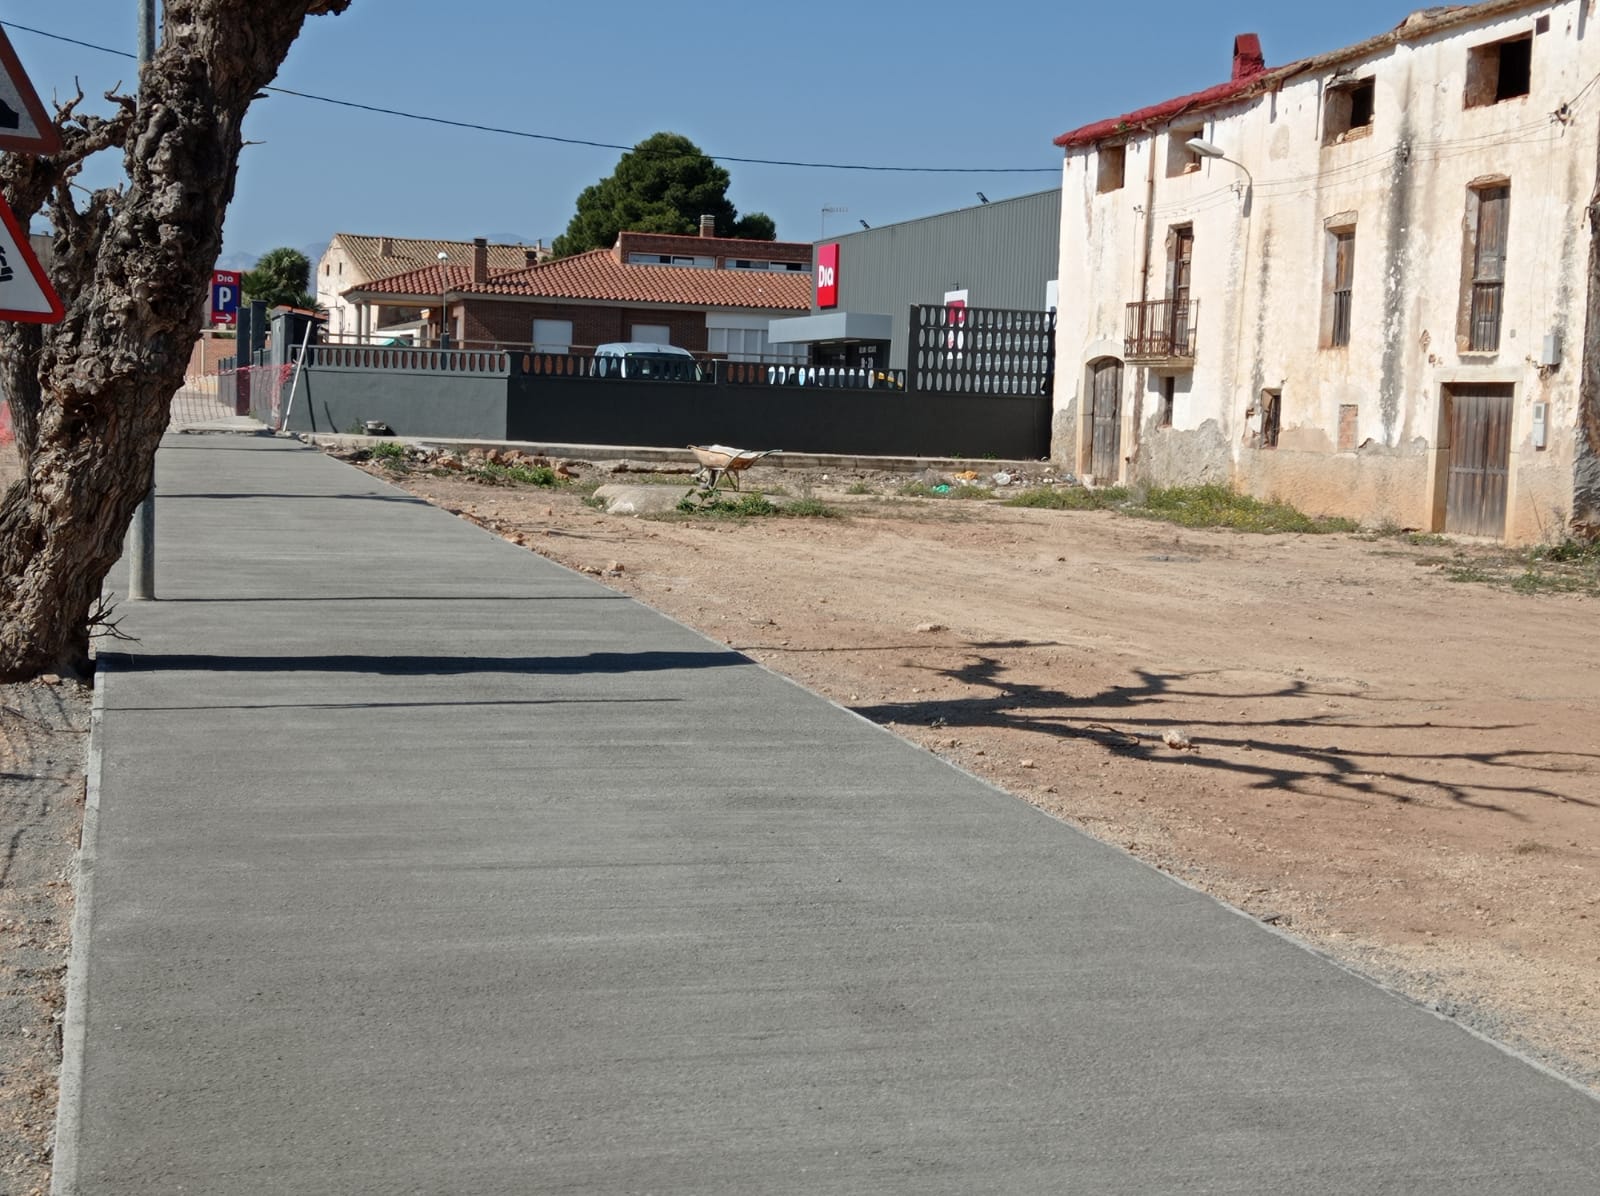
[0, 193, 64, 323]
[0, 27, 60, 155]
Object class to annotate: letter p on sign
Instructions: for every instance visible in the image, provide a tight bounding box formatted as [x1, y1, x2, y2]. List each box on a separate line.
[211, 270, 241, 326]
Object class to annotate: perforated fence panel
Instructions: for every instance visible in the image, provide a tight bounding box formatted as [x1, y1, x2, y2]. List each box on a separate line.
[910, 305, 1055, 396]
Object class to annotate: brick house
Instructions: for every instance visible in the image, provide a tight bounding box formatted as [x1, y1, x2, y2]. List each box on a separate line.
[343, 224, 812, 360]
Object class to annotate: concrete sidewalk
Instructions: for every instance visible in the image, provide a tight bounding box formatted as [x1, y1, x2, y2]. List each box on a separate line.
[57, 435, 1599, 1193]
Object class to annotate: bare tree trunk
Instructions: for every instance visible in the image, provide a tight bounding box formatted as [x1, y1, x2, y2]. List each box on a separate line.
[0, 0, 351, 681]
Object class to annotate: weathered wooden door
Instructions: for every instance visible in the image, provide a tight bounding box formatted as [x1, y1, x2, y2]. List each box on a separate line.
[1444, 385, 1513, 537]
[1089, 359, 1123, 481]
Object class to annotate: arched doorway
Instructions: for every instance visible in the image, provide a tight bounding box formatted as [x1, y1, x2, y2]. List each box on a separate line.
[1087, 357, 1123, 482]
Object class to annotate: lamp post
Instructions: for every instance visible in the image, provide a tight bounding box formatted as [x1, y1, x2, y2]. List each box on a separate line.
[128, 0, 160, 601]
[436, 251, 449, 350]
[1185, 137, 1252, 210]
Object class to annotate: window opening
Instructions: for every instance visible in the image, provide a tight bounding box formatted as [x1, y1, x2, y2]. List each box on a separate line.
[1159, 376, 1175, 427]
[1329, 229, 1355, 347]
[1467, 185, 1510, 351]
[1098, 144, 1127, 194]
[1323, 78, 1375, 144]
[1466, 35, 1532, 107]
[1166, 126, 1205, 177]
[1167, 226, 1194, 354]
[1260, 390, 1281, 449]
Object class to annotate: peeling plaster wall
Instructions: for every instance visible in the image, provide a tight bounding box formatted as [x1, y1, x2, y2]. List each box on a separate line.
[1135, 418, 1232, 487]
[1056, 0, 1597, 541]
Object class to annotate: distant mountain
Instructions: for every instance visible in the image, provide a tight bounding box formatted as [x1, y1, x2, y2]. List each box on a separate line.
[481, 231, 542, 247]
[215, 239, 330, 274]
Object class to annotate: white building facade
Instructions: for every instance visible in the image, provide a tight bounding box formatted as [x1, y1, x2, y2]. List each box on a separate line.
[1053, 0, 1600, 541]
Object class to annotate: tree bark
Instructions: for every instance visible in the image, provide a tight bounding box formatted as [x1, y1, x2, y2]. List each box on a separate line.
[0, 0, 351, 680]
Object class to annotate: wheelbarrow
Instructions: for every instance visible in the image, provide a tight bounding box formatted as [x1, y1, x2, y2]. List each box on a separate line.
[685, 444, 778, 503]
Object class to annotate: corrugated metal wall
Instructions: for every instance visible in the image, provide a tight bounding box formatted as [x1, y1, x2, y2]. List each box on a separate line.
[819, 189, 1061, 370]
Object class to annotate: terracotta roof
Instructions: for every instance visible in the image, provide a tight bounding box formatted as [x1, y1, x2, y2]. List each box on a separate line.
[327, 234, 534, 285]
[1053, 1, 1544, 150]
[453, 250, 812, 310]
[341, 263, 482, 301]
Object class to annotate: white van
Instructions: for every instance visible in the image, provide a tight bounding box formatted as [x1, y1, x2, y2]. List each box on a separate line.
[592, 342, 704, 381]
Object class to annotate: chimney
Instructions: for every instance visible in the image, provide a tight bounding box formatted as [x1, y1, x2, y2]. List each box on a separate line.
[379, 236, 394, 256]
[525, 248, 541, 267]
[1232, 33, 1265, 81]
[472, 237, 488, 284]
[699, 214, 717, 239]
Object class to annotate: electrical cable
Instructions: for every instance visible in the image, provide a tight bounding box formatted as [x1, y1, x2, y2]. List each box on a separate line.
[0, 19, 1060, 175]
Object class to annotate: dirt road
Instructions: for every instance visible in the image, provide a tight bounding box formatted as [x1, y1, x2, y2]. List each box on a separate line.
[375, 455, 1600, 1087]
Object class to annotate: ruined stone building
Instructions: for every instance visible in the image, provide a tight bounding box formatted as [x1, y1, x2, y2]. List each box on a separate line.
[1052, 0, 1600, 541]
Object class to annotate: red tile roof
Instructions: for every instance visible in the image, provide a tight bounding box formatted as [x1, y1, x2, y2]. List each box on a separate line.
[454, 250, 812, 310]
[1054, 4, 1542, 151]
[342, 263, 479, 300]
[328, 234, 534, 284]
[1055, 35, 1283, 150]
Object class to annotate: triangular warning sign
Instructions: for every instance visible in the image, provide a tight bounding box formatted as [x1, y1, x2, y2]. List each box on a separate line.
[0, 194, 63, 323]
[0, 27, 58, 155]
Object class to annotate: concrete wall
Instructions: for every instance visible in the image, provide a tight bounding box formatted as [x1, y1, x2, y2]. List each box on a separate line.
[287, 361, 508, 439]
[1056, 0, 1596, 540]
[822, 190, 1062, 370]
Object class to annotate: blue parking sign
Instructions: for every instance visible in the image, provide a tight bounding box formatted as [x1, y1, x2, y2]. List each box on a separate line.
[211, 270, 240, 325]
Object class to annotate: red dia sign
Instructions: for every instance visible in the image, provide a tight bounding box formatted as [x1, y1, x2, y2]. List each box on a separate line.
[816, 242, 839, 309]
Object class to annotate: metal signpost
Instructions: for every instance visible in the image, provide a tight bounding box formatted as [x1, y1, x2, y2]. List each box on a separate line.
[126, 0, 160, 600]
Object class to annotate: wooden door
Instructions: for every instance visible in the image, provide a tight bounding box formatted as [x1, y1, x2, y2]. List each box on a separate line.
[1169, 226, 1194, 353]
[1444, 385, 1513, 537]
[1089, 359, 1123, 481]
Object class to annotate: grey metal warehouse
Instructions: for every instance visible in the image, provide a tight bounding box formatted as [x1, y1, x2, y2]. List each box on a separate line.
[769, 189, 1062, 372]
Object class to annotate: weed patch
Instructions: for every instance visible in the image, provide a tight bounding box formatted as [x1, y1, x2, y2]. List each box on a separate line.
[469, 461, 559, 487]
[674, 493, 839, 519]
[896, 481, 997, 500]
[1005, 485, 1128, 511]
[1128, 485, 1359, 534]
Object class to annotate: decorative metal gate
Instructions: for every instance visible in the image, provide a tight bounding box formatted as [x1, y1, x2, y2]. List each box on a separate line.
[909, 305, 1055, 396]
[1089, 358, 1123, 481]
[1444, 384, 1513, 537]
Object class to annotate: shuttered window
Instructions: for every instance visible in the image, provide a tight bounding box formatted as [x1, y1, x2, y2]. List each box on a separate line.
[1468, 185, 1509, 352]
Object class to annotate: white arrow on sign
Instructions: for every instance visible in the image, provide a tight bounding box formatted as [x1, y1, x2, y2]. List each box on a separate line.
[0, 193, 63, 323]
[0, 27, 60, 155]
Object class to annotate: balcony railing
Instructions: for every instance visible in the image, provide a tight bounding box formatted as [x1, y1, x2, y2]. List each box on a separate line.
[1125, 299, 1198, 363]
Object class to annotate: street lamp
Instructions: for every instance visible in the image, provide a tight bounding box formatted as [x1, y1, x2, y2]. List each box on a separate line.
[436, 251, 449, 349]
[1186, 137, 1253, 207]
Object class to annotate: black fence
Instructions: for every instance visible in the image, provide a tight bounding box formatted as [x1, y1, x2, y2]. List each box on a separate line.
[504, 368, 1045, 460]
[258, 321, 1053, 459]
[909, 305, 1054, 396]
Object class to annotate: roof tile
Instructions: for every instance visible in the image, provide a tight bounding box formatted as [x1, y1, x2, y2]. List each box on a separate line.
[455, 251, 812, 310]
[328, 234, 533, 285]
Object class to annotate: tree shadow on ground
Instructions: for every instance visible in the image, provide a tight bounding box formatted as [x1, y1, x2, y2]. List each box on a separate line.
[849, 654, 1596, 817]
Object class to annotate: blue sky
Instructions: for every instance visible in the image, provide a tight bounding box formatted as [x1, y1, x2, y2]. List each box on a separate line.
[5, 0, 1428, 268]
